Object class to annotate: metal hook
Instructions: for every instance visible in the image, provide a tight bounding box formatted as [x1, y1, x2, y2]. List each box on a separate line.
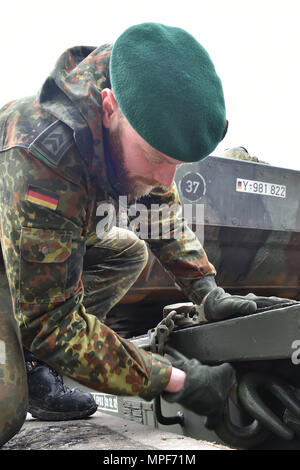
[154, 395, 184, 426]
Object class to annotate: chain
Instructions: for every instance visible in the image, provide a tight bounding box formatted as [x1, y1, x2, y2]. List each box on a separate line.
[149, 303, 205, 355]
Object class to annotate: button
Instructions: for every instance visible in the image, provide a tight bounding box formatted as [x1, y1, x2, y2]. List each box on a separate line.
[41, 246, 49, 255]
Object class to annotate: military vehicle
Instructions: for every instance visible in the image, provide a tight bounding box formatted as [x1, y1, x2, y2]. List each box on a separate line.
[65, 152, 300, 449]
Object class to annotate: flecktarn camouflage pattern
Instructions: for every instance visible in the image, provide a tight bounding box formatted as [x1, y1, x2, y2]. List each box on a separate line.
[0, 44, 215, 413]
[0, 264, 27, 446]
[220, 146, 268, 164]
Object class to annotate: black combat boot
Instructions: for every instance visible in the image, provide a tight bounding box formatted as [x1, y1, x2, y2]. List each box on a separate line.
[24, 348, 98, 421]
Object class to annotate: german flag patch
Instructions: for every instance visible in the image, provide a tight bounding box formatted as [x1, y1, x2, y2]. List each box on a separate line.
[25, 185, 59, 211]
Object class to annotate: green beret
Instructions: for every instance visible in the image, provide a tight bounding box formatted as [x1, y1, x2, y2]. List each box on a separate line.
[110, 22, 227, 163]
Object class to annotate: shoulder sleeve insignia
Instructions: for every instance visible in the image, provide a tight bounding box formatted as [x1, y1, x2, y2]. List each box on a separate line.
[29, 120, 74, 168]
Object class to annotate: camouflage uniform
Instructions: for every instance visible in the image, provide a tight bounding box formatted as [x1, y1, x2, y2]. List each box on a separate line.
[0, 262, 27, 446]
[220, 147, 268, 164]
[0, 45, 215, 403]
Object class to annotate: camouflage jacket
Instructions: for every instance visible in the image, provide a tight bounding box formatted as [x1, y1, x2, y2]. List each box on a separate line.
[0, 45, 215, 398]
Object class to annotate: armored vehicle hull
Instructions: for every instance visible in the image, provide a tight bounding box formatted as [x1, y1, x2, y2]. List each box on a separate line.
[125, 155, 300, 305]
[105, 156, 300, 338]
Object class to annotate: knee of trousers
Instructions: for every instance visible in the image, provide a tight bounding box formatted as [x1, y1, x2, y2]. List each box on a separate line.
[0, 325, 28, 446]
[0, 399, 27, 447]
[104, 227, 149, 269]
[126, 231, 149, 272]
[0, 268, 28, 447]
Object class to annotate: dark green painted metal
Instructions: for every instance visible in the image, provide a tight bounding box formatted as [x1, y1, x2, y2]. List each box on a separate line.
[168, 303, 300, 364]
[238, 373, 300, 441]
[212, 399, 271, 449]
[125, 156, 300, 307]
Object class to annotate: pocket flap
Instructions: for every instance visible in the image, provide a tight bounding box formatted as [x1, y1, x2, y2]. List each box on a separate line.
[20, 227, 72, 263]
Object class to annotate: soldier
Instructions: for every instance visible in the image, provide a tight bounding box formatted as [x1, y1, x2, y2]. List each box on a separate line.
[220, 146, 269, 163]
[0, 23, 290, 445]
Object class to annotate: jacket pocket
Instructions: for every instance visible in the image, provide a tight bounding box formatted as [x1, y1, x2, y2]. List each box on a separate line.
[19, 227, 72, 305]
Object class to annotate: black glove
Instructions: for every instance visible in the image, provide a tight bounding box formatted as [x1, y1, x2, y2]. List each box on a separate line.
[191, 275, 297, 322]
[204, 289, 297, 322]
[162, 352, 235, 422]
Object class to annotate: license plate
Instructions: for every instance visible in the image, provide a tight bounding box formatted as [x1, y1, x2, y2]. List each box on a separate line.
[236, 178, 286, 198]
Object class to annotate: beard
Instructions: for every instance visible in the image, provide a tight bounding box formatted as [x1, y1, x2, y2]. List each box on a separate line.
[104, 124, 158, 201]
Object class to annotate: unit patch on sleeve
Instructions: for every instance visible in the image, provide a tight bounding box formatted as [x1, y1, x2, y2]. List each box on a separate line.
[25, 185, 59, 210]
[28, 120, 74, 168]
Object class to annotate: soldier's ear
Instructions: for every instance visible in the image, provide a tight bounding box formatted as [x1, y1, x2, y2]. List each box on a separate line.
[101, 89, 119, 128]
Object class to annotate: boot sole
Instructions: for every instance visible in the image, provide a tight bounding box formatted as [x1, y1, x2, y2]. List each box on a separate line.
[28, 403, 98, 421]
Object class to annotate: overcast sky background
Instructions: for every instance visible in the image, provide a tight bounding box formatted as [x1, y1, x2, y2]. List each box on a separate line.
[1, 0, 300, 170]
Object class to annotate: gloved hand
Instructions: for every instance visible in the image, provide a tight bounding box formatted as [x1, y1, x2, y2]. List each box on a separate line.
[191, 275, 297, 322]
[204, 289, 297, 322]
[161, 352, 236, 424]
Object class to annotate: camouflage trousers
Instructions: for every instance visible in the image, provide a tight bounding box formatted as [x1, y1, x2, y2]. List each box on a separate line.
[82, 226, 149, 319]
[0, 263, 28, 446]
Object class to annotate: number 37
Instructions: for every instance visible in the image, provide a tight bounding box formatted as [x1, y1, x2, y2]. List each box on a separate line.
[185, 180, 200, 194]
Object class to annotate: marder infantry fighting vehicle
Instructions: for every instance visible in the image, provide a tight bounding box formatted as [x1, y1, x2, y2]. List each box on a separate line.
[67, 150, 300, 449]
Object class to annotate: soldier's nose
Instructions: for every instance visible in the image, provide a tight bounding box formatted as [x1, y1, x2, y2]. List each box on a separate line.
[154, 165, 177, 187]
